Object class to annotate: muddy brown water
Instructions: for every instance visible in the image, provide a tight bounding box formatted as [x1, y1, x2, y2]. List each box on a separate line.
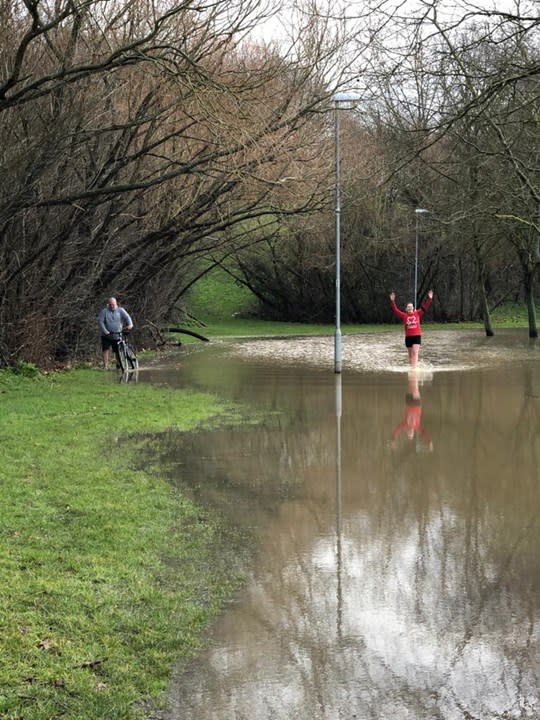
[138, 330, 539, 720]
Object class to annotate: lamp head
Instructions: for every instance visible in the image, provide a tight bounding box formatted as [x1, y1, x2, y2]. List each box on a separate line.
[333, 91, 359, 109]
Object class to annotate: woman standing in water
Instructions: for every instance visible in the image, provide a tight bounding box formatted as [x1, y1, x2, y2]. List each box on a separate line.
[389, 289, 433, 368]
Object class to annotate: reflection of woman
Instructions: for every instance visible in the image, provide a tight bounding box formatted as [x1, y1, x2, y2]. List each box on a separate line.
[389, 289, 433, 367]
[390, 372, 433, 451]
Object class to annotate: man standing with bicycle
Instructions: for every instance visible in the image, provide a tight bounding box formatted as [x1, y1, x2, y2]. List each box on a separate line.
[98, 297, 134, 369]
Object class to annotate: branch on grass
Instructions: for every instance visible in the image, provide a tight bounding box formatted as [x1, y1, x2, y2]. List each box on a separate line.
[73, 658, 108, 669]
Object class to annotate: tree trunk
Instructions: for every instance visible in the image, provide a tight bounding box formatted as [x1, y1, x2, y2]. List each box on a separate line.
[476, 255, 494, 336]
[480, 281, 494, 337]
[520, 245, 538, 338]
[525, 276, 538, 338]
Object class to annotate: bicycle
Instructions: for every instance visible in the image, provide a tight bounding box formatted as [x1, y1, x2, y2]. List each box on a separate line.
[115, 330, 138, 372]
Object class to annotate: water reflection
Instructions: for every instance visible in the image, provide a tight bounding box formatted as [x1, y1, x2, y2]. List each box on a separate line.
[119, 369, 139, 384]
[335, 374, 343, 641]
[140, 339, 539, 720]
[390, 371, 433, 452]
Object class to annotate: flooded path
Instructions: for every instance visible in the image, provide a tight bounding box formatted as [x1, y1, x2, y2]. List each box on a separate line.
[141, 330, 539, 720]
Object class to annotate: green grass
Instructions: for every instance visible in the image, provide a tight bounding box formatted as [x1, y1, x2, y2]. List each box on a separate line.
[188, 266, 256, 323]
[184, 302, 538, 341]
[0, 368, 245, 720]
[490, 301, 539, 327]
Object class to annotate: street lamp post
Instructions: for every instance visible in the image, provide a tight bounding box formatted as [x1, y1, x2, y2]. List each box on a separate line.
[334, 92, 357, 374]
[414, 208, 429, 309]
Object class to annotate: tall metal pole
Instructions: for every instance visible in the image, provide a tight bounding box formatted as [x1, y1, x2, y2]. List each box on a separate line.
[414, 208, 429, 309]
[334, 100, 342, 374]
[333, 92, 358, 373]
[414, 212, 419, 309]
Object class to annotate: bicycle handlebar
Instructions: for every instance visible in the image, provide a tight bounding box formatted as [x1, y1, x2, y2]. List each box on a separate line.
[110, 329, 131, 339]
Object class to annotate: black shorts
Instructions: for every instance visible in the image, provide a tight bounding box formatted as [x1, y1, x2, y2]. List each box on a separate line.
[101, 334, 119, 351]
[405, 335, 421, 347]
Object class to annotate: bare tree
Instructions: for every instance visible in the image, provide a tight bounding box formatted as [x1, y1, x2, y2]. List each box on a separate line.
[0, 0, 357, 364]
[346, 0, 539, 331]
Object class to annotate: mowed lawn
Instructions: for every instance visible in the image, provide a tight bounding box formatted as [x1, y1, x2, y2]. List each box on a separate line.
[0, 367, 244, 720]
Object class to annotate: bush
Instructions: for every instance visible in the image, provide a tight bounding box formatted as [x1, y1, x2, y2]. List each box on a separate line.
[10, 360, 41, 378]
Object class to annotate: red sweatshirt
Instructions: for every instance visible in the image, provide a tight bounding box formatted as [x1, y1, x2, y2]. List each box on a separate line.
[391, 297, 432, 337]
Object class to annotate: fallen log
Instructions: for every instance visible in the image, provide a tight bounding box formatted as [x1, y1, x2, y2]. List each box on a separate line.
[160, 327, 209, 342]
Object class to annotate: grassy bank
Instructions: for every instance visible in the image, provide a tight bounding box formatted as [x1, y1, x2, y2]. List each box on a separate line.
[0, 367, 245, 720]
[186, 265, 538, 337]
[177, 303, 539, 342]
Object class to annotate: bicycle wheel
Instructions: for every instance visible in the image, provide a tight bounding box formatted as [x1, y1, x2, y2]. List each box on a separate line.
[116, 341, 128, 372]
[126, 343, 138, 371]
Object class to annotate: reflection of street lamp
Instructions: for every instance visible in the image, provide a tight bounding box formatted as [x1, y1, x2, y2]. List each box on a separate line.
[335, 373, 343, 637]
[414, 208, 429, 309]
[334, 92, 357, 374]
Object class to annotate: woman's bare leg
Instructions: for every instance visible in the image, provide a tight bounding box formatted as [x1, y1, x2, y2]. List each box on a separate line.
[410, 344, 420, 367]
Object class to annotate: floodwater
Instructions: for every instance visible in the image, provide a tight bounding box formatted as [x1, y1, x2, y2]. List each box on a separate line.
[140, 329, 539, 720]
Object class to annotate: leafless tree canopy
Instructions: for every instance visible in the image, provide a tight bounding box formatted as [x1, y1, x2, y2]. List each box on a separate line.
[0, 0, 353, 363]
[224, 1, 538, 334]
